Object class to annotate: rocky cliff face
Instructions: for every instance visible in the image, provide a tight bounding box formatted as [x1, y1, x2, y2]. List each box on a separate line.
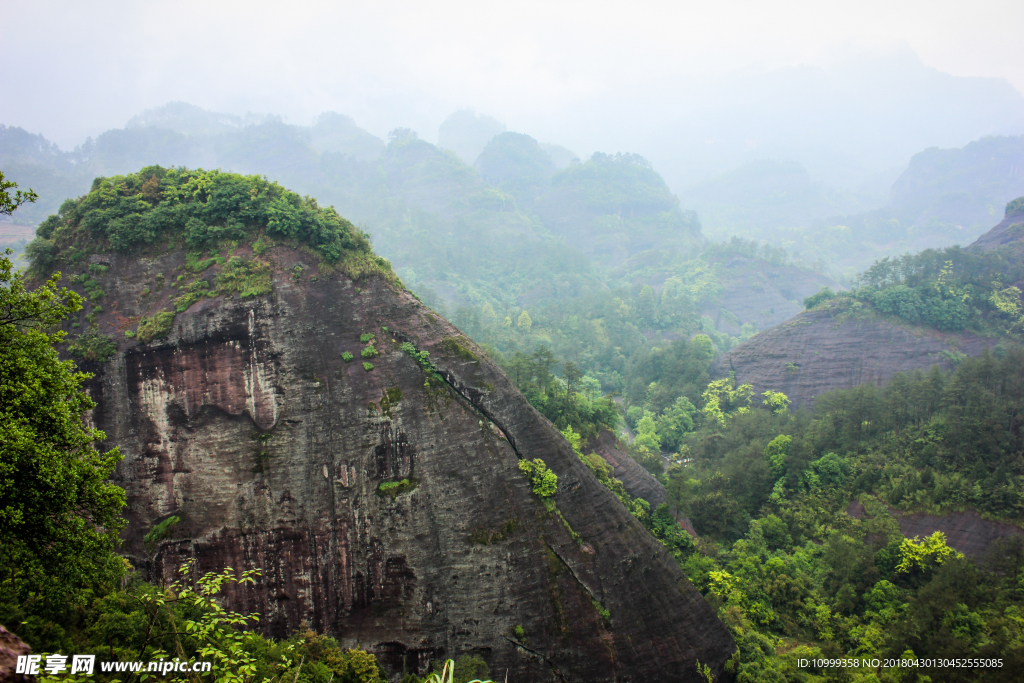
[73, 245, 733, 682]
[713, 303, 998, 408]
[846, 502, 1023, 560]
[969, 202, 1024, 251]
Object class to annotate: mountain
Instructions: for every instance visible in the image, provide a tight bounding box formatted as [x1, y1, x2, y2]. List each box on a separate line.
[714, 198, 1024, 407]
[967, 196, 1024, 251]
[437, 110, 506, 165]
[30, 167, 734, 682]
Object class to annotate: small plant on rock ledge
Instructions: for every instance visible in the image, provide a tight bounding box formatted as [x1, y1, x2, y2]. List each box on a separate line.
[377, 478, 417, 498]
[518, 458, 557, 497]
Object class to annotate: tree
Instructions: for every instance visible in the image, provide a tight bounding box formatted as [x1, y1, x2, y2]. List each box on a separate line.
[563, 360, 583, 397]
[0, 174, 126, 617]
[517, 309, 532, 332]
[0, 170, 37, 215]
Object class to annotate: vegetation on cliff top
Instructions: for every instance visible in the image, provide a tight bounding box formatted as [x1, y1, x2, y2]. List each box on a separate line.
[24, 165, 394, 281]
[803, 197, 1024, 338]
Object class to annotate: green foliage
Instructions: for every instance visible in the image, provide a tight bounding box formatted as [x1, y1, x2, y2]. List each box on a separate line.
[360, 344, 379, 358]
[143, 515, 181, 550]
[362, 361, 374, 372]
[66, 332, 118, 362]
[341, 351, 354, 362]
[0, 169, 38, 215]
[633, 410, 662, 452]
[661, 353, 1024, 681]
[185, 252, 226, 273]
[1006, 196, 1024, 216]
[847, 245, 1024, 336]
[440, 336, 477, 361]
[502, 345, 619, 441]
[763, 435, 790, 480]
[25, 167, 379, 271]
[400, 341, 444, 382]
[215, 256, 273, 298]
[0, 246, 126, 623]
[409, 657, 493, 683]
[803, 286, 837, 309]
[760, 390, 790, 415]
[895, 531, 963, 575]
[137, 310, 176, 343]
[513, 624, 525, 640]
[701, 376, 754, 427]
[377, 478, 417, 498]
[174, 278, 211, 311]
[360, 333, 375, 343]
[518, 458, 558, 497]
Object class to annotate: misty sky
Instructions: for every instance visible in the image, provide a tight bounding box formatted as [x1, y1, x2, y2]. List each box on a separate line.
[3, 0, 1022, 151]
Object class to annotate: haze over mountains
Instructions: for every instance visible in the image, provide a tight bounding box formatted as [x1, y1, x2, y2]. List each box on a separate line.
[6, 14, 1024, 679]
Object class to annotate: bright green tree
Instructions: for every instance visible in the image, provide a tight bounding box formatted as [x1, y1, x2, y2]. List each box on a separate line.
[763, 434, 791, 479]
[0, 175, 126, 615]
[634, 410, 662, 452]
[517, 309, 532, 333]
[518, 458, 557, 497]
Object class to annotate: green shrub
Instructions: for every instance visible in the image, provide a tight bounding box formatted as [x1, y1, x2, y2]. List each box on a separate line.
[804, 286, 836, 309]
[377, 478, 418, 498]
[174, 279, 212, 312]
[67, 333, 117, 362]
[518, 458, 558, 497]
[137, 311, 176, 343]
[362, 362, 374, 372]
[342, 351, 354, 362]
[143, 515, 180, 548]
[360, 344, 379, 358]
[360, 332, 375, 343]
[215, 256, 272, 298]
[24, 167, 379, 270]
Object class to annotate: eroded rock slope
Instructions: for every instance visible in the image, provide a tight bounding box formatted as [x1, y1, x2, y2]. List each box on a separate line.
[74, 246, 733, 682]
[713, 304, 997, 408]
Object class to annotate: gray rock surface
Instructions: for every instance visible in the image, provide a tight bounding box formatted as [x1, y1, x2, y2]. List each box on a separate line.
[713, 303, 998, 408]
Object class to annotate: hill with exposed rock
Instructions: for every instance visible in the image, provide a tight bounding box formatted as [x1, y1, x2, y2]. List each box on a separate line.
[26, 166, 734, 682]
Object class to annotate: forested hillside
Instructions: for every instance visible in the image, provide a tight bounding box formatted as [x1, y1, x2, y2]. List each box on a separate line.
[1, 106, 838, 440]
[661, 349, 1024, 681]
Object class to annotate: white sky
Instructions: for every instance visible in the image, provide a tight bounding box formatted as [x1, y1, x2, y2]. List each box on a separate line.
[2, 0, 1023, 148]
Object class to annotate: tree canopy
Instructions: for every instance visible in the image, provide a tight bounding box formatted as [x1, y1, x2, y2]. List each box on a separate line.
[26, 166, 384, 277]
[0, 175, 127, 632]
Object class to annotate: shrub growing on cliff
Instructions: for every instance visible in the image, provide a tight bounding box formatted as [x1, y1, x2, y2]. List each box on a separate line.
[137, 310, 176, 343]
[66, 331, 118, 362]
[24, 166, 394, 280]
[518, 458, 558, 497]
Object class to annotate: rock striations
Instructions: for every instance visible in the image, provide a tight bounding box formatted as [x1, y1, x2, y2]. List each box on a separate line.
[70, 246, 734, 681]
[713, 203, 1024, 408]
[713, 303, 998, 408]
